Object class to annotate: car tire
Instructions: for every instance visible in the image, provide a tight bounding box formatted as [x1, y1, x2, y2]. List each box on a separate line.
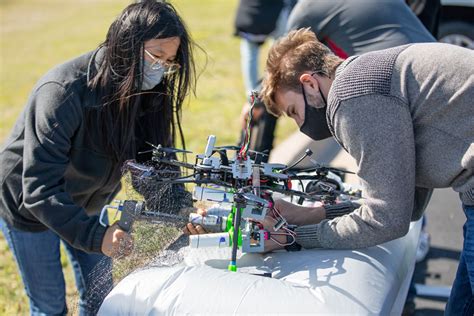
[438, 21, 474, 49]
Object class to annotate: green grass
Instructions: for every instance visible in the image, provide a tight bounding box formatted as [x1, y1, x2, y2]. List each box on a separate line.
[0, 0, 295, 314]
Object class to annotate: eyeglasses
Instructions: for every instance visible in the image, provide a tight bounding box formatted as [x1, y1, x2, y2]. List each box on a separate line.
[144, 49, 181, 75]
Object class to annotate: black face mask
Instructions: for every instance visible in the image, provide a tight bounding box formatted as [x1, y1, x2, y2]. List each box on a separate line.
[299, 83, 333, 140]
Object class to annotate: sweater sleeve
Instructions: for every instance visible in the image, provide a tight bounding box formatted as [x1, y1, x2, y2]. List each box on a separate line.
[296, 95, 416, 249]
[22, 82, 107, 253]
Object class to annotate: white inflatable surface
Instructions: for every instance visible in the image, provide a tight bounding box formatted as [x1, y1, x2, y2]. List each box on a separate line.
[99, 219, 421, 315]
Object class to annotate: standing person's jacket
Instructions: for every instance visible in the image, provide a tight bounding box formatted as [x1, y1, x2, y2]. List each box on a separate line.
[287, 0, 436, 58]
[234, 0, 285, 44]
[295, 43, 474, 249]
[0, 48, 144, 253]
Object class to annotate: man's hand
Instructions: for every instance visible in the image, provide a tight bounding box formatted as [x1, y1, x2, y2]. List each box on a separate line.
[262, 198, 326, 252]
[240, 102, 265, 130]
[183, 208, 208, 235]
[273, 199, 326, 226]
[101, 223, 134, 258]
[260, 215, 288, 252]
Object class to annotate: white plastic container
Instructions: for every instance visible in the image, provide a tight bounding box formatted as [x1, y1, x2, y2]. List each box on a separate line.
[188, 213, 227, 233]
[189, 232, 230, 248]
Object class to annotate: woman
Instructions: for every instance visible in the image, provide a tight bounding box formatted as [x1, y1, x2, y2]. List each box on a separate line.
[0, 1, 196, 314]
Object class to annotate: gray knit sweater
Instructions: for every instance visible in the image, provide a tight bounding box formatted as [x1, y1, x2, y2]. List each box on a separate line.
[296, 43, 474, 249]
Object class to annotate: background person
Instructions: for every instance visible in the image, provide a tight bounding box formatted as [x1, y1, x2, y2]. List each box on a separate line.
[234, 0, 296, 158]
[245, 0, 436, 157]
[0, 1, 197, 314]
[234, 0, 292, 97]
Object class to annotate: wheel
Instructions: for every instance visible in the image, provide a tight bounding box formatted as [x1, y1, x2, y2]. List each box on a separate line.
[438, 21, 474, 49]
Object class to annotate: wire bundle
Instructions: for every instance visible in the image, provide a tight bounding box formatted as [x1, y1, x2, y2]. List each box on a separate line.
[238, 91, 259, 159]
[267, 205, 297, 246]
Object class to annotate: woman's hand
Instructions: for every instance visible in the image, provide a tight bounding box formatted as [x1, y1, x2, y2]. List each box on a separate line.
[183, 208, 208, 235]
[273, 199, 326, 226]
[101, 223, 134, 258]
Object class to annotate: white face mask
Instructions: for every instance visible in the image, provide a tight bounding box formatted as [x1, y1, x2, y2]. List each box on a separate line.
[141, 59, 165, 90]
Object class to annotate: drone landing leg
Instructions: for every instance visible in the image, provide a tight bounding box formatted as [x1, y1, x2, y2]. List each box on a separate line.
[228, 196, 244, 272]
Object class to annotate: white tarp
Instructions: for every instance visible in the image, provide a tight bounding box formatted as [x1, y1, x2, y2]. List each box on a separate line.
[99, 219, 421, 315]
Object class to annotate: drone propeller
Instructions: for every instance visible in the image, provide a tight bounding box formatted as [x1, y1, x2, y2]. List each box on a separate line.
[214, 145, 241, 151]
[247, 149, 269, 157]
[299, 165, 355, 175]
[328, 166, 355, 174]
[124, 161, 182, 177]
[138, 142, 192, 155]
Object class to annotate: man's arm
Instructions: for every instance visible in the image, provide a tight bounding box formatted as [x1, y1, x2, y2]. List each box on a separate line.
[296, 94, 416, 249]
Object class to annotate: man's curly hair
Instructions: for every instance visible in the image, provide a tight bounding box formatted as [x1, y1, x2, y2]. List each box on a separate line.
[260, 28, 342, 116]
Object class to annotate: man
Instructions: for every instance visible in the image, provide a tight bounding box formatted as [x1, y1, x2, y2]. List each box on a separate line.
[260, 28, 473, 315]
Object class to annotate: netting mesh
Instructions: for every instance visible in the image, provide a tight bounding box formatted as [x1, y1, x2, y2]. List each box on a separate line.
[123, 158, 194, 215]
[71, 157, 199, 315]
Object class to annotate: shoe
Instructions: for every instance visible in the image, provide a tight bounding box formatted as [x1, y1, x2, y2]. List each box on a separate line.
[415, 230, 430, 263]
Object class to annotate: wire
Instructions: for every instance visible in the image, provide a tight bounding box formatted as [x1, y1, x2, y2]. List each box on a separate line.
[262, 207, 297, 246]
[270, 229, 296, 246]
[238, 91, 258, 159]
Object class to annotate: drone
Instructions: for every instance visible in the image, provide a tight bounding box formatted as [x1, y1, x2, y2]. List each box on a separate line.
[99, 92, 361, 271]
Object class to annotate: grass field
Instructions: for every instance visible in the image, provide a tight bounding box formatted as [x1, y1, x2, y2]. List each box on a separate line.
[0, 0, 294, 314]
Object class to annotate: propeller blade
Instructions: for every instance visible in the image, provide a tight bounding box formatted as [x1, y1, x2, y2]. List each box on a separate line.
[247, 149, 269, 156]
[144, 141, 192, 154]
[214, 145, 241, 151]
[298, 165, 355, 174]
[327, 167, 355, 174]
[161, 148, 193, 154]
[145, 141, 161, 149]
[138, 149, 154, 155]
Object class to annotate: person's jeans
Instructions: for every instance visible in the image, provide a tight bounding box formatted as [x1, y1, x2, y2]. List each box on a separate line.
[239, 1, 290, 96]
[240, 39, 260, 95]
[445, 204, 474, 315]
[0, 217, 112, 316]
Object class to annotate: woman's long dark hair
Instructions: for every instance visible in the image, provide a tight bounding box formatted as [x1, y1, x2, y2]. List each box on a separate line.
[88, 0, 196, 163]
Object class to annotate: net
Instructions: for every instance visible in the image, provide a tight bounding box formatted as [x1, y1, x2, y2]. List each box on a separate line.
[72, 156, 197, 315]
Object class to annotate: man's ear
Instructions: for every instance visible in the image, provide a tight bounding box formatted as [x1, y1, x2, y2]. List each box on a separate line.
[299, 73, 312, 84]
[299, 73, 317, 89]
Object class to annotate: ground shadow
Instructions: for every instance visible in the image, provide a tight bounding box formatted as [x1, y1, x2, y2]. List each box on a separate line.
[410, 246, 461, 315]
[413, 246, 460, 285]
